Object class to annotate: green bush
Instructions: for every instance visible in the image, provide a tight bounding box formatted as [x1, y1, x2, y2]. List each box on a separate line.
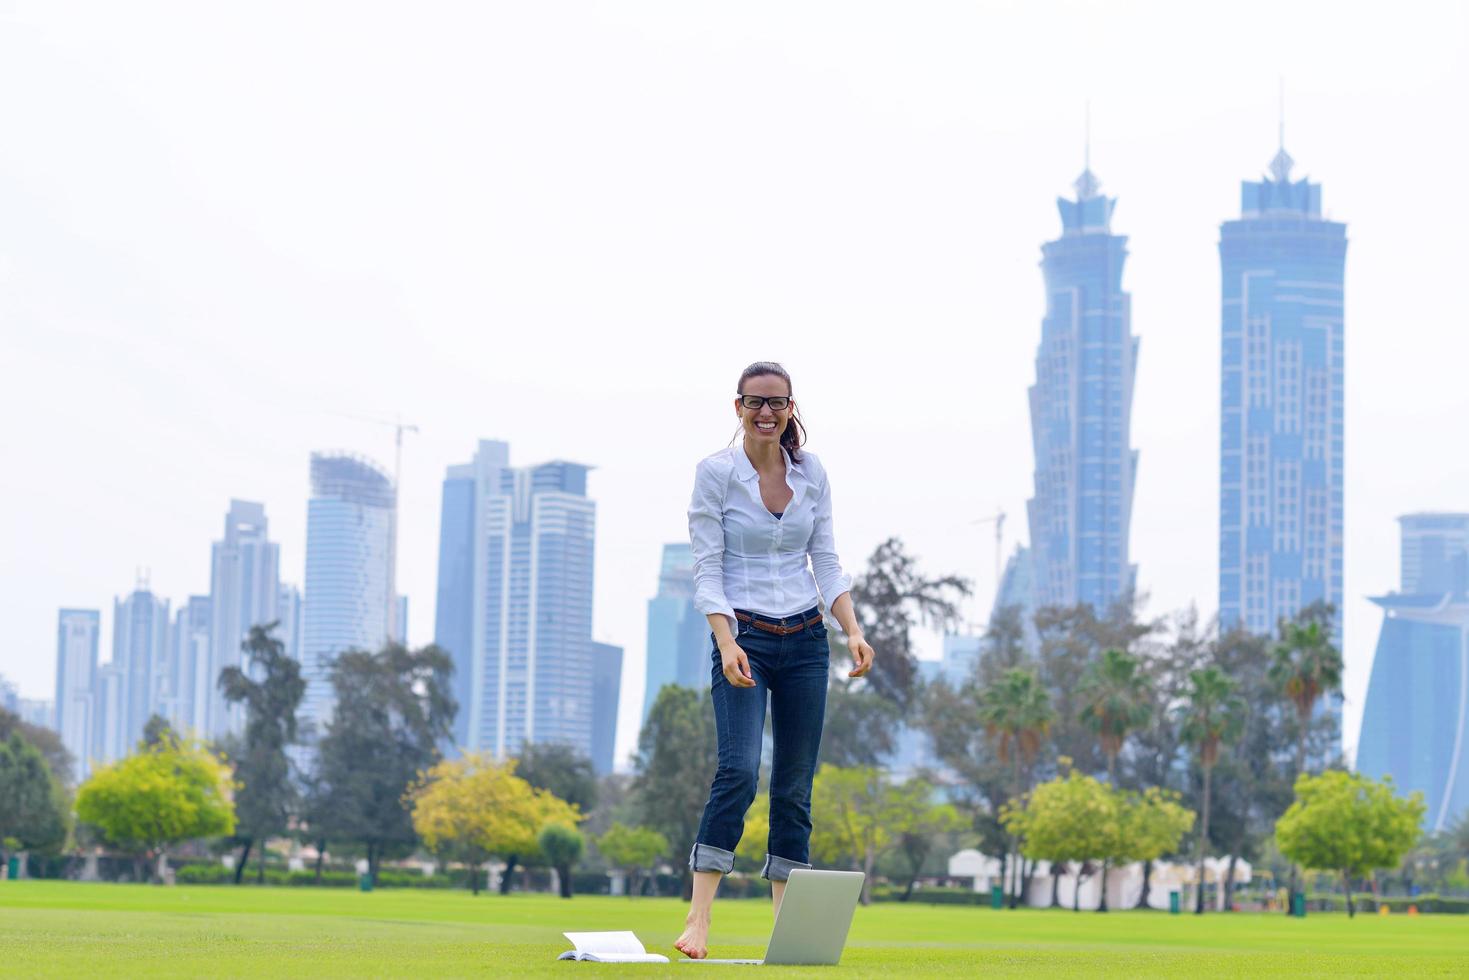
[1308, 892, 1469, 915]
[869, 885, 988, 906]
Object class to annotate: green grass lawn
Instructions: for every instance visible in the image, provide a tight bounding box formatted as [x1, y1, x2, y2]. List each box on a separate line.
[1, 881, 1464, 977]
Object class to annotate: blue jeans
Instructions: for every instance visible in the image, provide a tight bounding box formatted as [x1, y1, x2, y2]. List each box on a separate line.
[688, 606, 829, 881]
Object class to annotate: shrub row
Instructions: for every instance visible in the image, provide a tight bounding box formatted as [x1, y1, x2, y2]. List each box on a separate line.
[1308, 892, 1469, 915]
[870, 885, 988, 906]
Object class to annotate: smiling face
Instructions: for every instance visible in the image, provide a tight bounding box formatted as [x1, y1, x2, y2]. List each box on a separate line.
[735, 372, 794, 447]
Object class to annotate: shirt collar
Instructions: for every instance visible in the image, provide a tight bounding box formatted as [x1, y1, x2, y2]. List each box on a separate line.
[733, 445, 801, 484]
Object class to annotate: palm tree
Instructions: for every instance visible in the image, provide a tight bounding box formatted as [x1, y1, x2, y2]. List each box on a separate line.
[1078, 648, 1152, 785]
[1269, 617, 1342, 910]
[979, 668, 1054, 907]
[1178, 667, 1244, 915]
[1269, 619, 1343, 777]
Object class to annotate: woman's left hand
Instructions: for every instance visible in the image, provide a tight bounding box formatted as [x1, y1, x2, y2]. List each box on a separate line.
[847, 634, 875, 678]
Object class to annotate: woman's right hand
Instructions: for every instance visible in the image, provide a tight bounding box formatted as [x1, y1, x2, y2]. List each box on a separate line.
[718, 641, 756, 688]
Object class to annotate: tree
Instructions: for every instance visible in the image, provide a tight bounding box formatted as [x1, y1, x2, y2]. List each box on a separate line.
[0, 733, 69, 871]
[75, 733, 235, 882]
[310, 642, 456, 885]
[514, 743, 598, 814]
[597, 823, 668, 898]
[539, 824, 585, 898]
[979, 667, 1053, 906]
[891, 782, 965, 902]
[407, 753, 580, 895]
[141, 714, 176, 748]
[809, 765, 902, 905]
[976, 604, 1030, 688]
[1117, 787, 1195, 910]
[1178, 667, 1244, 914]
[848, 537, 970, 707]
[218, 623, 305, 884]
[1035, 595, 1158, 776]
[0, 707, 75, 788]
[818, 684, 899, 768]
[1078, 648, 1152, 784]
[1276, 771, 1424, 918]
[630, 685, 717, 898]
[1003, 766, 1115, 912]
[1270, 616, 1343, 778]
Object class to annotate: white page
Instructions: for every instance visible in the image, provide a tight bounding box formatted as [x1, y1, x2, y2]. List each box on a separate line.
[563, 931, 648, 957]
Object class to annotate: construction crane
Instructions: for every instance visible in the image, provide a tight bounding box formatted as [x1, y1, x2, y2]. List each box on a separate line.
[327, 410, 419, 643]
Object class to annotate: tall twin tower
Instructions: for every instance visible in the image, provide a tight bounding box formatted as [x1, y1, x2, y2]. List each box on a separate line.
[1019, 136, 1347, 700]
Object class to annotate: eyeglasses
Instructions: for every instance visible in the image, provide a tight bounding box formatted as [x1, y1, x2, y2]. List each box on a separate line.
[738, 394, 791, 411]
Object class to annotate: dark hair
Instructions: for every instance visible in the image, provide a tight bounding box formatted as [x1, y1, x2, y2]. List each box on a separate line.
[736, 361, 806, 462]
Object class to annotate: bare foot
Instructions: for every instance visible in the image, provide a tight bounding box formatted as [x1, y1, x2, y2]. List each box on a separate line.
[673, 911, 711, 959]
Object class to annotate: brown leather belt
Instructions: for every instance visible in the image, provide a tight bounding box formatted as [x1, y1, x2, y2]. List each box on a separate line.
[734, 610, 823, 636]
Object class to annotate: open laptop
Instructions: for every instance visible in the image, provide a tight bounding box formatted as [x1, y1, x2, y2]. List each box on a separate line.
[684, 869, 865, 966]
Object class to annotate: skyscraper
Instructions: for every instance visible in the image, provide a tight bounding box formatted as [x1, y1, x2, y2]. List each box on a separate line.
[276, 583, 302, 663]
[168, 596, 211, 737]
[590, 641, 624, 775]
[434, 440, 598, 760]
[55, 608, 100, 781]
[1218, 141, 1347, 654]
[642, 543, 709, 724]
[111, 584, 170, 754]
[207, 500, 280, 738]
[1025, 161, 1138, 612]
[1358, 514, 1469, 831]
[301, 453, 396, 738]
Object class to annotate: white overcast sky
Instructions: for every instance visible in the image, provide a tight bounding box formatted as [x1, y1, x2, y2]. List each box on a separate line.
[3, 1, 1466, 769]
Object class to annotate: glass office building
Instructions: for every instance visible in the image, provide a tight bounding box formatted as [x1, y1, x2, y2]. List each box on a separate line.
[207, 499, 280, 738]
[642, 543, 709, 724]
[54, 608, 100, 781]
[110, 585, 170, 758]
[590, 640, 623, 775]
[1217, 143, 1347, 758]
[1358, 514, 1469, 831]
[300, 453, 395, 738]
[434, 440, 598, 760]
[1218, 145, 1347, 642]
[1026, 164, 1138, 613]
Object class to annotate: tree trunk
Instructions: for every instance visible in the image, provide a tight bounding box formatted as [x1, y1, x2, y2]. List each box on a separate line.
[1098, 859, 1109, 913]
[1107, 752, 1117, 785]
[996, 847, 1009, 909]
[1138, 859, 1153, 910]
[470, 863, 481, 895]
[1051, 864, 1063, 908]
[313, 841, 326, 884]
[1195, 765, 1212, 915]
[1224, 854, 1238, 911]
[901, 864, 919, 902]
[256, 838, 267, 884]
[1018, 857, 1034, 907]
[500, 855, 519, 895]
[1342, 871, 1354, 918]
[1286, 725, 1306, 914]
[860, 847, 876, 906]
[559, 864, 574, 899]
[367, 843, 379, 886]
[234, 839, 253, 885]
[1073, 868, 1082, 912]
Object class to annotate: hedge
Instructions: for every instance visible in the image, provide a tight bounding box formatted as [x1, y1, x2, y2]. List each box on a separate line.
[1308, 892, 1469, 915]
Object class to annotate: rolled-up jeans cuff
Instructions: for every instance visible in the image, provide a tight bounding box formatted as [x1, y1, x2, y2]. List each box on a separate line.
[689, 842, 735, 875]
[761, 853, 811, 882]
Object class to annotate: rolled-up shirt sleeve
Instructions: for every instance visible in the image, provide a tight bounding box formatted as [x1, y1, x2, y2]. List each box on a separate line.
[688, 458, 737, 632]
[808, 470, 852, 611]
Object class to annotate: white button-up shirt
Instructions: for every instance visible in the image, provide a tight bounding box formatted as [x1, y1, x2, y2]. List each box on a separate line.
[688, 445, 853, 631]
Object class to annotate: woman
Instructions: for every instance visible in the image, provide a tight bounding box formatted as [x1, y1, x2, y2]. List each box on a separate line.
[674, 361, 875, 960]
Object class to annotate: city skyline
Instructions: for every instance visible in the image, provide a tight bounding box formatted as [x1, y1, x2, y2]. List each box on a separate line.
[5, 3, 1467, 771]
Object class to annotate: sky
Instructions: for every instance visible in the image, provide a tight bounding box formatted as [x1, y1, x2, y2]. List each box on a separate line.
[3, 1, 1467, 769]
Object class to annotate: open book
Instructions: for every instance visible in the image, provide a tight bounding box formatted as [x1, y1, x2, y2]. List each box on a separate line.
[557, 931, 669, 963]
